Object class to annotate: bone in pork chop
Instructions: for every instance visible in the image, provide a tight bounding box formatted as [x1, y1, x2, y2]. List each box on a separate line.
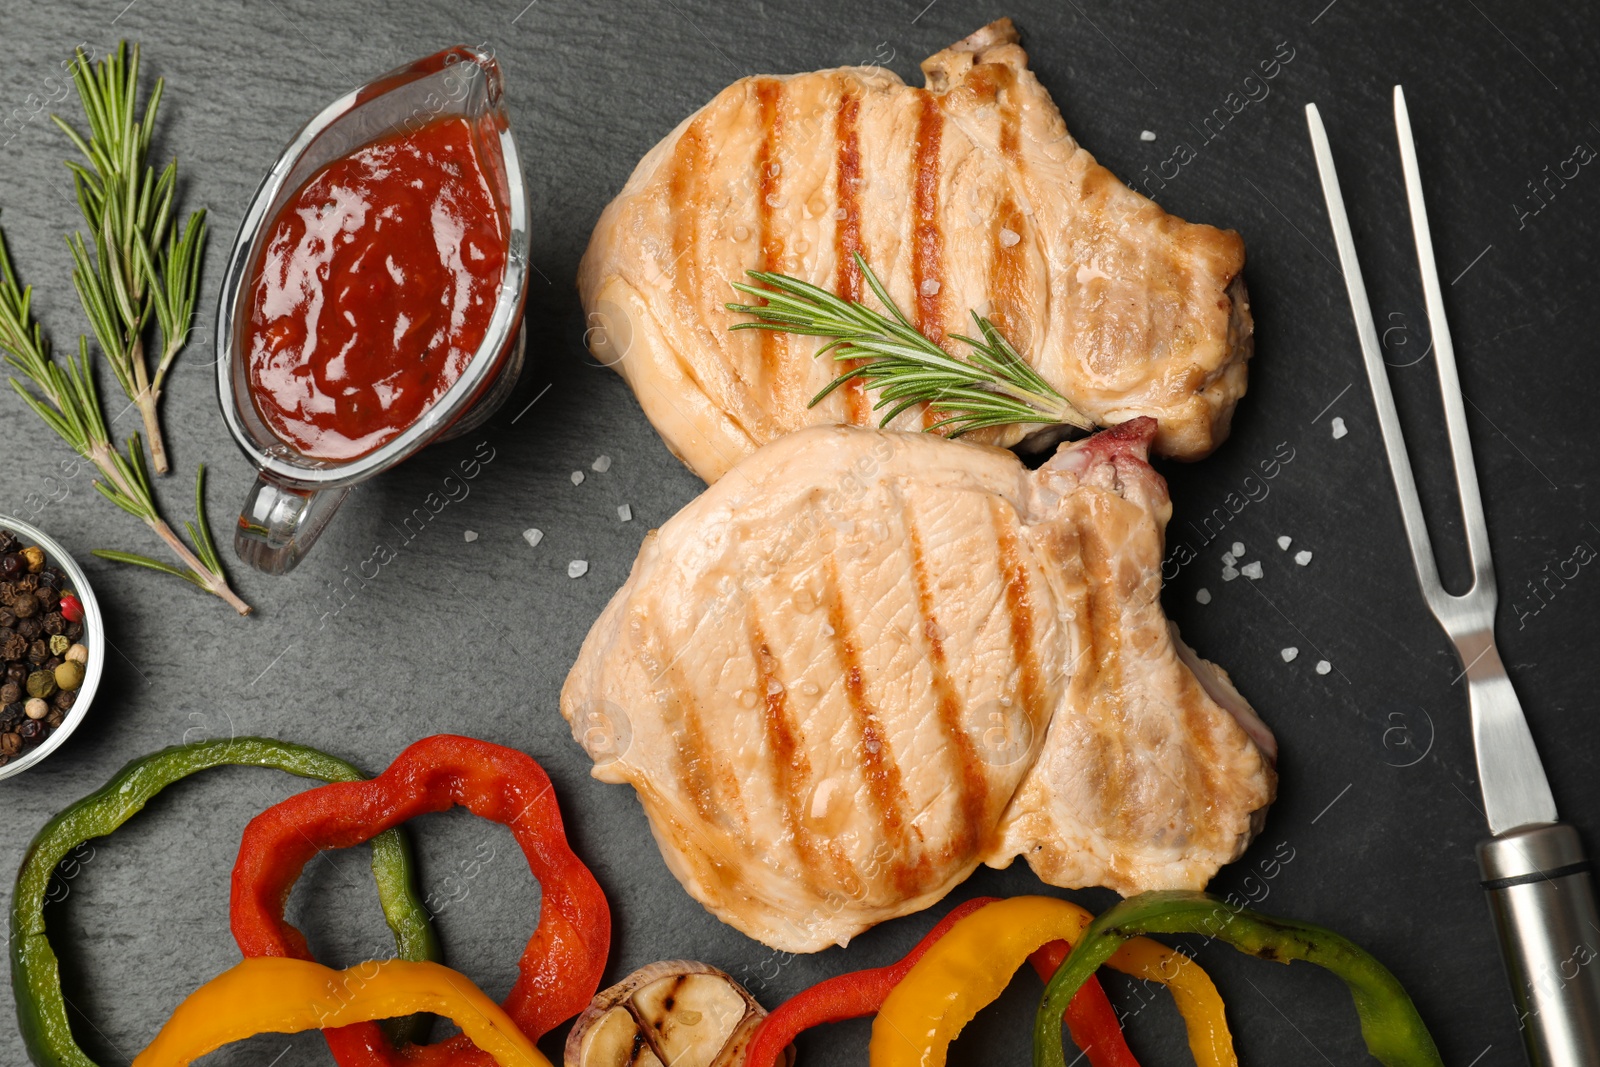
[560, 420, 1276, 952]
[579, 19, 1252, 484]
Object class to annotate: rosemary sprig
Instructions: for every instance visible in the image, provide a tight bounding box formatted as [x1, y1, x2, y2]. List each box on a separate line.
[726, 252, 1094, 437]
[53, 41, 208, 475]
[0, 220, 250, 615]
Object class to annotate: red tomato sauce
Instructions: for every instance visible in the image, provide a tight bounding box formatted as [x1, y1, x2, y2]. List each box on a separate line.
[245, 116, 506, 461]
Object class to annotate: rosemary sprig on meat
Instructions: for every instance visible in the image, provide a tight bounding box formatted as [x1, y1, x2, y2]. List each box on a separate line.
[54, 42, 209, 475]
[726, 252, 1094, 437]
[1, 222, 249, 615]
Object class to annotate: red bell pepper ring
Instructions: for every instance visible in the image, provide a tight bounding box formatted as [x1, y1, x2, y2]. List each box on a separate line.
[744, 898, 1139, 1067]
[1029, 940, 1142, 1067]
[230, 734, 610, 1067]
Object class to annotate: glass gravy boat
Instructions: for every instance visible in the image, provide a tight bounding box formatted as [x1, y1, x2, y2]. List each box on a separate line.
[216, 46, 529, 575]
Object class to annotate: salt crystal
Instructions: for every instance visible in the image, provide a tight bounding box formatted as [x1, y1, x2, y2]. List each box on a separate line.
[463, 530, 478, 543]
[592, 455, 612, 472]
[919, 278, 941, 296]
[766, 678, 784, 695]
[1281, 647, 1300, 663]
[1196, 588, 1212, 605]
[1331, 416, 1348, 439]
[1231, 541, 1245, 557]
[1294, 550, 1313, 566]
[1277, 535, 1292, 551]
[1140, 129, 1157, 142]
[567, 560, 588, 579]
[834, 207, 847, 220]
[521, 528, 543, 548]
[1221, 564, 1240, 582]
[1221, 551, 1235, 566]
[1315, 660, 1332, 675]
[999, 227, 1021, 247]
[570, 470, 585, 485]
[617, 504, 632, 522]
[1241, 561, 1263, 580]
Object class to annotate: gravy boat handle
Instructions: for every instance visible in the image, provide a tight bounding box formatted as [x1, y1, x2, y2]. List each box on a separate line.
[234, 476, 351, 576]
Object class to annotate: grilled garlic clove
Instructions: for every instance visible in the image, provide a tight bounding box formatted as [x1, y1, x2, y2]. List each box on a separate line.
[565, 960, 778, 1067]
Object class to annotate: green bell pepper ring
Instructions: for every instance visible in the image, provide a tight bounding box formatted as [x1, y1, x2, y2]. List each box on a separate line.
[10, 738, 442, 1067]
[1034, 891, 1443, 1067]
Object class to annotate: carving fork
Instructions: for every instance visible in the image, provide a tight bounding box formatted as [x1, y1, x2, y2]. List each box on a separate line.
[1307, 87, 1600, 1065]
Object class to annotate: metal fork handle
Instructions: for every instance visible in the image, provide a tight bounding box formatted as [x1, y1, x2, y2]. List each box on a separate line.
[1480, 823, 1600, 1065]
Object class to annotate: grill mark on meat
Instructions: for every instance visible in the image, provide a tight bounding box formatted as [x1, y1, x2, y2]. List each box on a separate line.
[666, 119, 705, 329]
[1175, 674, 1225, 843]
[1076, 497, 1130, 834]
[754, 79, 789, 401]
[822, 557, 922, 893]
[748, 618, 834, 894]
[986, 65, 1031, 354]
[833, 85, 869, 425]
[663, 119, 768, 443]
[989, 500, 1046, 752]
[904, 508, 988, 861]
[910, 91, 946, 430]
[645, 620, 726, 826]
[664, 111, 770, 448]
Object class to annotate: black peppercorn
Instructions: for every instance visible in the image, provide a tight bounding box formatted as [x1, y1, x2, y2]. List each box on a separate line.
[0, 530, 17, 554]
[64, 621, 83, 640]
[0, 682, 17, 705]
[37, 587, 58, 609]
[0, 632, 24, 662]
[42, 612, 64, 635]
[0, 554, 20, 580]
[0, 608, 14, 627]
[12, 592, 38, 619]
[17, 719, 42, 742]
[26, 640, 49, 665]
[43, 655, 61, 671]
[4, 663, 24, 684]
[16, 617, 40, 641]
[15, 574, 37, 593]
[36, 569, 59, 590]
[0, 733, 18, 756]
[45, 709, 63, 728]
[0, 702, 22, 728]
[52, 689, 75, 712]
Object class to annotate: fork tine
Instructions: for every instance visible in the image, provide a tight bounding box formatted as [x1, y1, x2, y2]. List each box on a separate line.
[1392, 85, 1497, 599]
[1305, 103, 1448, 612]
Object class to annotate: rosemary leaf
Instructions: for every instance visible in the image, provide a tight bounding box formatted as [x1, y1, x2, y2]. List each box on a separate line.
[90, 550, 205, 589]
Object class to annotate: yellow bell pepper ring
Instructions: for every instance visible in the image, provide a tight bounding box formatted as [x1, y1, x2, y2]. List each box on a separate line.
[1106, 929, 1235, 1067]
[868, 895, 1236, 1067]
[132, 957, 553, 1067]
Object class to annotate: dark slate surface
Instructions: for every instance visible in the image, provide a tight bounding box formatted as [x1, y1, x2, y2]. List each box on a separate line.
[1, 1, 1597, 1063]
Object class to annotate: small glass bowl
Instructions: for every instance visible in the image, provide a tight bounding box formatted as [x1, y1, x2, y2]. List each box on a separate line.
[0, 516, 105, 781]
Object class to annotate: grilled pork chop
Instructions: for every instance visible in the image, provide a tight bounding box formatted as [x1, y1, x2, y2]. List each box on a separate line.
[579, 19, 1251, 484]
[560, 421, 1275, 952]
